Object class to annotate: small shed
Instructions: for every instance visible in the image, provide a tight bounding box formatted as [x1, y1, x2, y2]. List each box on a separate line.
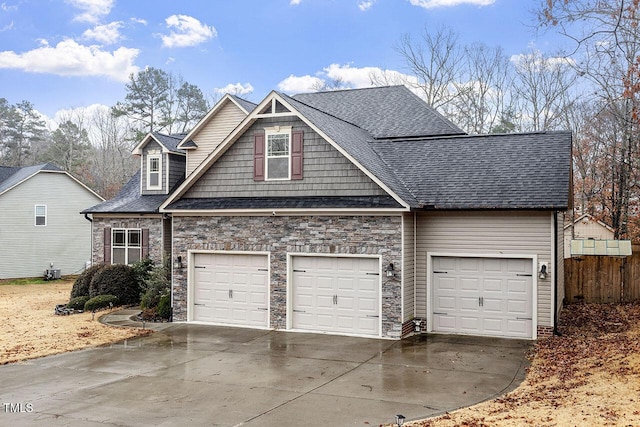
[563, 213, 615, 258]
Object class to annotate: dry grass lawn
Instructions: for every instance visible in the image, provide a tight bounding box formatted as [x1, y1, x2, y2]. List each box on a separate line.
[402, 303, 640, 426]
[0, 279, 151, 365]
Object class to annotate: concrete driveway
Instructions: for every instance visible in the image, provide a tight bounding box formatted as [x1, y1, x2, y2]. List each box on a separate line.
[0, 310, 531, 426]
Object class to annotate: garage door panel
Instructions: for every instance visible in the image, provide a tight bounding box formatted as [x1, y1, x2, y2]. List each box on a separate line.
[292, 256, 380, 337]
[192, 253, 269, 327]
[432, 256, 533, 339]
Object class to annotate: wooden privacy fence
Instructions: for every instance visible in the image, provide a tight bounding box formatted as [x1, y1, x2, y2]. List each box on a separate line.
[565, 246, 640, 303]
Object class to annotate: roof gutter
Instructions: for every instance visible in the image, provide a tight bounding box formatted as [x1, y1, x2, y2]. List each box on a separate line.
[84, 213, 92, 223]
[553, 210, 562, 336]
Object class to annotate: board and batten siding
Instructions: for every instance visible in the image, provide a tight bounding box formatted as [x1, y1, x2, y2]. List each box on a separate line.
[186, 101, 247, 176]
[415, 211, 555, 328]
[403, 213, 415, 323]
[0, 172, 102, 279]
[185, 117, 388, 198]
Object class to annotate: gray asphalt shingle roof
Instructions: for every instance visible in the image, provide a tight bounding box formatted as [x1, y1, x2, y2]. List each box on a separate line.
[82, 171, 170, 214]
[229, 94, 258, 114]
[153, 133, 186, 153]
[0, 163, 62, 195]
[371, 131, 572, 209]
[166, 195, 402, 210]
[292, 85, 464, 139]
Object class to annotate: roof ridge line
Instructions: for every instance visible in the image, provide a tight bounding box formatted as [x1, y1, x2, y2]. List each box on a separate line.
[281, 92, 368, 133]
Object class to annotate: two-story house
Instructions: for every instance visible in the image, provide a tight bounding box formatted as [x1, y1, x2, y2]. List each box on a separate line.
[84, 86, 572, 341]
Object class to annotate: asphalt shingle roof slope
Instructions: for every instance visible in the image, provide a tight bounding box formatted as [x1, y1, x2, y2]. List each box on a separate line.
[153, 132, 186, 153]
[281, 92, 418, 206]
[0, 163, 62, 195]
[229, 94, 258, 114]
[371, 131, 572, 210]
[292, 85, 464, 139]
[167, 195, 402, 210]
[82, 171, 170, 214]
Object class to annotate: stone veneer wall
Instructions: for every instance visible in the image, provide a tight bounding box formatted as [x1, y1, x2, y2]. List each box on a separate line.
[172, 215, 404, 338]
[91, 216, 164, 265]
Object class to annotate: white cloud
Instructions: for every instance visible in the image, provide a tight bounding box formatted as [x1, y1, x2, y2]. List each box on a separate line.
[408, 0, 494, 8]
[82, 21, 123, 44]
[1, 2, 19, 12]
[1, 21, 13, 32]
[0, 39, 139, 82]
[66, 0, 114, 23]
[277, 64, 419, 95]
[277, 74, 324, 94]
[510, 51, 575, 70]
[359, 1, 375, 11]
[290, 0, 301, 5]
[214, 82, 254, 96]
[130, 17, 147, 26]
[161, 15, 216, 48]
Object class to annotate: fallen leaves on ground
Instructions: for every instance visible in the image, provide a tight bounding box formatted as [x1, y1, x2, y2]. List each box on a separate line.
[404, 303, 640, 427]
[0, 280, 151, 365]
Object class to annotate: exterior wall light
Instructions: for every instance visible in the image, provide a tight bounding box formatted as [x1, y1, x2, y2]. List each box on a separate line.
[174, 255, 183, 270]
[396, 414, 406, 426]
[538, 262, 548, 280]
[386, 263, 395, 277]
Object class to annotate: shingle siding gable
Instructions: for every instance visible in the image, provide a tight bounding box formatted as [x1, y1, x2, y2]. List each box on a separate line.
[183, 117, 388, 199]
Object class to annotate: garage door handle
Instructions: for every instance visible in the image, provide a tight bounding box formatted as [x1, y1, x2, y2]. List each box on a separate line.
[516, 317, 532, 320]
[194, 266, 206, 269]
[257, 307, 268, 311]
[293, 269, 306, 272]
[365, 272, 380, 276]
[433, 271, 448, 274]
[257, 268, 268, 271]
[517, 274, 533, 277]
[194, 303, 205, 306]
[293, 309, 306, 313]
[433, 312, 448, 315]
[366, 315, 379, 318]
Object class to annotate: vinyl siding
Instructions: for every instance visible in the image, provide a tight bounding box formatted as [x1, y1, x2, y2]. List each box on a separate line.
[141, 141, 166, 195]
[186, 101, 247, 176]
[556, 211, 565, 319]
[0, 172, 102, 279]
[402, 213, 415, 322]
[168, 153, 185, 191]
[185, 117, 388, 198]
[415, 211, 553, 328]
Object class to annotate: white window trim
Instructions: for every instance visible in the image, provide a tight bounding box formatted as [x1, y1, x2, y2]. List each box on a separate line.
[35, 204, 47, 227]
[265, 126, 291, 181]
[147, 154, 162, 190]
[111, 228, 142, 265]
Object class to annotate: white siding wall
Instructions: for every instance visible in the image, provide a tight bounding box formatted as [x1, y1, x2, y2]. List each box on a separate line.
[0, 173, 102, 279]
[186, 101, 247, 176]
[415, 211, 554, 328]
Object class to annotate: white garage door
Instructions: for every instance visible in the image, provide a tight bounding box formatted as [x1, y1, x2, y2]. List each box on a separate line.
[291, 256, 380, 337]
[192, 253, 269, 327]
[431, 257, 533, 339]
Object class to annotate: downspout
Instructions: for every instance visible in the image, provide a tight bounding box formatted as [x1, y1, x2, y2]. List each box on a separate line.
[83, 213, 93, 269]
[553, 211, 561, 336]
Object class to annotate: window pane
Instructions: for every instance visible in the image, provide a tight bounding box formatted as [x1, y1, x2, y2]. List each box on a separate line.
[149, 157, 159, 172]
[267, 134, 289, 156]
[35, 216, 46, 226]
[113, 248, 126, 264]
[35, 205, 46, 216]
[128, 230, 141, 247]
[113, 230, 126, 246]
[268, 158, 289, 179]
[128, 248, 141, 264]
[149, 172, 159, 187]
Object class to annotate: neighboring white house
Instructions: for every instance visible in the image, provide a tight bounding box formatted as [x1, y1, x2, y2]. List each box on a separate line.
[563, 213, 615, 258]
[0, 163, 103, 279]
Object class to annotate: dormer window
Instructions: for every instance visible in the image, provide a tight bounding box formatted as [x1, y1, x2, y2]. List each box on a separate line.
[266, 127, 291, 180]
[147, 154, 161, 190]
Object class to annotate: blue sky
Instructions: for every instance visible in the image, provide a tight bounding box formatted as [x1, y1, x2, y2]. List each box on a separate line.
[0, 0, 566, 121]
